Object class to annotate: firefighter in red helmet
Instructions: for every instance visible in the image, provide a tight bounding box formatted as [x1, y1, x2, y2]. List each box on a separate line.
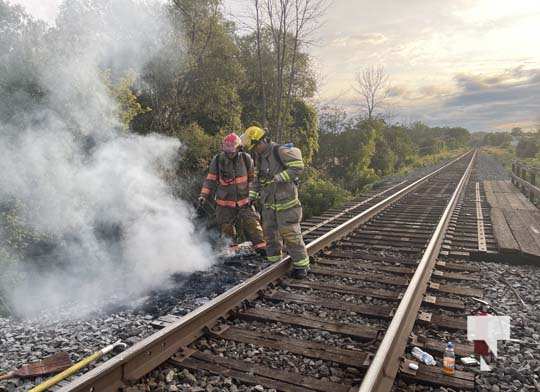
[199, 133, 266, 255]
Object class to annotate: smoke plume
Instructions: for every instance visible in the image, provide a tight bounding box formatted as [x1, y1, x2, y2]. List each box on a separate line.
[0, 0, 215, 318]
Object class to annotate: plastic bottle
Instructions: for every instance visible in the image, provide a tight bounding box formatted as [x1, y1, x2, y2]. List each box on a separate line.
[442, 342, 455, 375]
[411, 346, 436, 366]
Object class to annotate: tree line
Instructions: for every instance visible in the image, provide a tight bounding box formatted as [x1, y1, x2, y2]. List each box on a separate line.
[473, 128, 539, 158]
[0, 0, 472, 219]
[130, 0, 324, 165]
[126, 1, 471, 214]
[314, 110, 470, 193]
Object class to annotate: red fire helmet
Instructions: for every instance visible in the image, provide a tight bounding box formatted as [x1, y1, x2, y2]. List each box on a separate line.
[222, 133, 242, 153]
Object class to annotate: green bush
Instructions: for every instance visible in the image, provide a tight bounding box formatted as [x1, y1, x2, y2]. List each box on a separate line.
[516, 137, 539, 158]
[168, 123, 223, 202]
[299, 170, 351, 219]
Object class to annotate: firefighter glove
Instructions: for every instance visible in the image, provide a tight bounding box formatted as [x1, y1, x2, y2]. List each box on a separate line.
[197, 196, 206, 208]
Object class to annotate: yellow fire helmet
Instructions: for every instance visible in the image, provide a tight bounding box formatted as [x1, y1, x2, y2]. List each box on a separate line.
[240, 126, 266, 150]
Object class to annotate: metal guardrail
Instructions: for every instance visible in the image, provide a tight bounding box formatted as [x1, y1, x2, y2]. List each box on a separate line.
[60, 151, 473, 392]
[511, 161, 540, 205]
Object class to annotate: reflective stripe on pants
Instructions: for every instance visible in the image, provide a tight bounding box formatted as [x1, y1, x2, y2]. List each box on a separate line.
[262, 205, 309, 269]
[267, 255, 282, 263]
[293, 257, 310, 268]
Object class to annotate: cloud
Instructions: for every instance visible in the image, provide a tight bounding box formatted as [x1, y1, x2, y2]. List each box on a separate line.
[335, 66, 540, 132]
[310, 0, 540, 131]
[330, 33, 387, 48]
[448, 67, 540, 107]
[387, 84, 453, 101]
[454, 74, 489, 92]
[386, 85, 408, 98]
[395, 67, 540, 131]
[419, 85, 453, 98]
[453, 66, 538, 93]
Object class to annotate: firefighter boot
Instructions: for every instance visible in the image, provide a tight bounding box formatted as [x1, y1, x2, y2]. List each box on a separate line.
[255, 247, 267, 258]
[290, 267, 309, 279]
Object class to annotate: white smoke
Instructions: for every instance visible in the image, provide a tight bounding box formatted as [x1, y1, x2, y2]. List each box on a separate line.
[0, 0, 215, 318]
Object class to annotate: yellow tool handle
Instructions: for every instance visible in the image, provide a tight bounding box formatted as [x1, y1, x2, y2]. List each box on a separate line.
[28, 340, 125, 392]
[29, 351, 102, 392]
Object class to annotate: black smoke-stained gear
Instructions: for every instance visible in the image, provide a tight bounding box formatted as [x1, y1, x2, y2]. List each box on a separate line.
[215, 204, 266, 249]
[200, 152, 265, 249]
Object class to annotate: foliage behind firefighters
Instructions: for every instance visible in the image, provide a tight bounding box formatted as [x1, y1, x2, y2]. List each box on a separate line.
[0, 0, 476, 296]
[315, 111, 471, 193]
[237, 23, 319, 146]
[132, 0, 245, 137]
[299, 169, 351, 218]
[124, 0, 321, 170]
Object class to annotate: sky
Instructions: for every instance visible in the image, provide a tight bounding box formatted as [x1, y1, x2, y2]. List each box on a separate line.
[10, 0, 540, 132]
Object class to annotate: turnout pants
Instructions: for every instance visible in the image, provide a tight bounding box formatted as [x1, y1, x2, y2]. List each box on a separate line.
[262, 205, 309, 269]
[216, 205, 266, 249]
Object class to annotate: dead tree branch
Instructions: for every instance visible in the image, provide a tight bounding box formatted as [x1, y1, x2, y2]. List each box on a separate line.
[354, 65, 389, 120]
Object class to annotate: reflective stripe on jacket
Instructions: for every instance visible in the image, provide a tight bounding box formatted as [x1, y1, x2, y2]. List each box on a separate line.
[201, 152, 255, 208]
[253, 142, 305, 211]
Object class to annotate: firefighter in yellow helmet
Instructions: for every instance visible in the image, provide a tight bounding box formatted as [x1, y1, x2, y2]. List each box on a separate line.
[199, 133, 266, 255]
[240, 126, 309, 278]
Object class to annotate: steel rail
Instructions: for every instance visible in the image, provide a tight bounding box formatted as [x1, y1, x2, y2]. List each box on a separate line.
[301, 179, 407, 236]
[358, 150, 477, 392]
[60, 151, 472, 392]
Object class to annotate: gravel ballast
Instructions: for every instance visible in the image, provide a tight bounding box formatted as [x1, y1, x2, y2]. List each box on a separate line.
[394, 258, 540, 392]
[0, 158, 461, 385]
[3, 152, 537, 392]
[0, 260, 259, 391]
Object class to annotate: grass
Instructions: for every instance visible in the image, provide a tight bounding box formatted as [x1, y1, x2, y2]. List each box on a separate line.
[481, 145, 540, 171]
[480, 145, 516, 170]
[385, 147, 469, 180]
[521, 156, 540, 169]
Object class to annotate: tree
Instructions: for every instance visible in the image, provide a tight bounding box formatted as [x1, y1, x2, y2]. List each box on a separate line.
[102, 70, 150, 131]
[381, 125, 416, 169]
[0, 1, 47, 125]
[289, 99, 318, 163]
[348, 124, 379, 191]
[313, 117, 381, 192]
[318, 105, 347, 135]
[482, 132, 512, 147]
[511, 127, 523, 138]
[443, 127, 470, 148]
[407, 122, 469, 155]
[133, 0, 245, 135]
[354, 65, 389, 120]
[248, 0, 328, 141]
[238, 28, 317, 141]
[371, 136, 397, 176]
[516, 137, 538, 158]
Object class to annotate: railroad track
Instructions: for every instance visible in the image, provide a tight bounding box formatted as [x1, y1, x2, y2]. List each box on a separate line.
[442, 165, 498, 259]
[58, 150, 484, 392]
